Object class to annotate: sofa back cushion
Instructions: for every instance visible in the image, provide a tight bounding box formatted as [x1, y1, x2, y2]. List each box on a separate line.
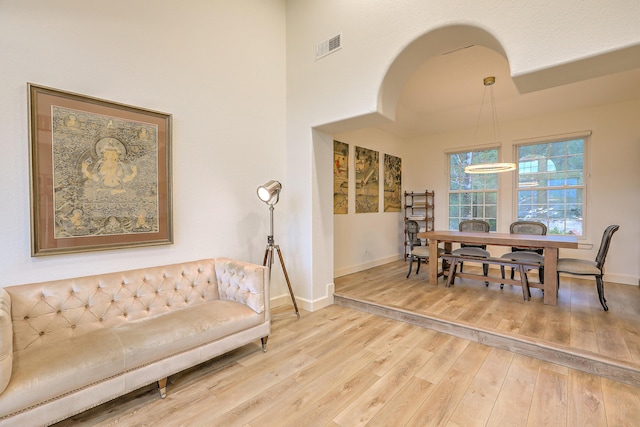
[0, 289, 12, 395]
[6, 259, 220, 352]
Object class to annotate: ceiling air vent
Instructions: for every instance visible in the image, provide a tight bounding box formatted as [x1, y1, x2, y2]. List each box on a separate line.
[316, 33, 342, 60]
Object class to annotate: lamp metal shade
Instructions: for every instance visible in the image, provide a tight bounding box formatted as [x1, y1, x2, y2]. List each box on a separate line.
[257, 180, 282, 204]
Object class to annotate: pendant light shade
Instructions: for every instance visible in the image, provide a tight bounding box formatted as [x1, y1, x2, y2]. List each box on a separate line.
[464, 162, 516, 174]
[464, 76, 516, 174]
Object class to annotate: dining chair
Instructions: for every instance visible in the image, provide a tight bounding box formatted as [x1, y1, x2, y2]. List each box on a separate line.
[500, 221, 547, 289]
[405, 220, 442, 278]
[557, 224, 619, 311]
[451, 219, 490, 284]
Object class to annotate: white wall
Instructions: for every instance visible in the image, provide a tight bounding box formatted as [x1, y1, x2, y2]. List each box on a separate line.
[0, 1, 293, 300]
[332, 128, 407, 277]
[287, 0, 640, 305]
[335, 100, 640, 285]
[2, 1, 639, 311]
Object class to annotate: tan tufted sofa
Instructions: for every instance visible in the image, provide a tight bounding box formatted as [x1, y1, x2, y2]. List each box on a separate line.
[0, 258, 270, 426]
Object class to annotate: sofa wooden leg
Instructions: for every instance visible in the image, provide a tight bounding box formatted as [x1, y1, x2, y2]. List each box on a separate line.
[261, 336, 269, 352]
[158, 377, 168, 399]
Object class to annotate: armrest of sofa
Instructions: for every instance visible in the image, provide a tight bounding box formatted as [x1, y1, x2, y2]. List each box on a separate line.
[214, 258, 270, 316]
[0, 288, 13, 395]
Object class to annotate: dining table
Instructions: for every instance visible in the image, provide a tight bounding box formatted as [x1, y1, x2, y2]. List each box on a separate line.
[417, 230, 579, 305]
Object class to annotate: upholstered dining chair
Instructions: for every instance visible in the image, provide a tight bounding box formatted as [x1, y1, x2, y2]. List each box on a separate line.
[500, 221, 547, 289]
[557, 224, 619, 311]
[405, 220, 442, 278]
[451, 219, 490, 283]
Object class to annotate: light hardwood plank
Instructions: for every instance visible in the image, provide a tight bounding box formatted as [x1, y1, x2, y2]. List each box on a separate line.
[415, 335, 470, 384]
[407, 368, 474, 427]
[486, 375, 535, 427]
[332, 347, 435, 426]
[601, 377, 640, 427]
[527, 367, 568, 426]
[567, 369, 607, 427]
[366, 376, 434, 427]
[449, 347, 513, 427]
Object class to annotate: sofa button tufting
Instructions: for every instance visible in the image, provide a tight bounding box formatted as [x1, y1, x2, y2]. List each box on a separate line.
[71, 324, 76, 329]
[57, 310, 61, 314]
[24, 316, 29, 320]
[39, 331, 44, 336]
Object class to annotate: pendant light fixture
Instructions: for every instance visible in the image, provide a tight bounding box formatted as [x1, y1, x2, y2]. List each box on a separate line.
[464, 76, 516, 174]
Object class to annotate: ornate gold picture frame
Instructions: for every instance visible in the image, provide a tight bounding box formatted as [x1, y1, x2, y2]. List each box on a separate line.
[28, 84, 173, 256]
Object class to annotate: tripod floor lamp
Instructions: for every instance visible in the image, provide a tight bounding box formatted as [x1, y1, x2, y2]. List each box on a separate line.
[257, 180, 300, 319]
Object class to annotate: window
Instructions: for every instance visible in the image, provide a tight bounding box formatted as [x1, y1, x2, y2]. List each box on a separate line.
[448, 148, 498, 231]
[516, 138, 585, 236]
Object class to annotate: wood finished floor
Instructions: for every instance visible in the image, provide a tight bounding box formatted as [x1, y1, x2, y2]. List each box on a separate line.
[53, 271, 640, 426]
[334, 260, 640, 376]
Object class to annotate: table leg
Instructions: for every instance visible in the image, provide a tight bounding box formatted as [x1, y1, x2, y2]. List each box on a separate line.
[428, 239, 439, 284]
[543, 247, 558, 305]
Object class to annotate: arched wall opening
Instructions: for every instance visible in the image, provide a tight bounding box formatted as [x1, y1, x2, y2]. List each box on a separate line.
[309, 23, 640, 306]
[313, 25, 511, 292]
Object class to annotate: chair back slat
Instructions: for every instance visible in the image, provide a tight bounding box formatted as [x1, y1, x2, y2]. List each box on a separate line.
[510, 221, 547, 235]
[595, 225, 620, 269]
[509, 221, 547, 254]
[405, 220, 421, 249]
[460, 219, 490, 232]
[459, 219, 490, 249]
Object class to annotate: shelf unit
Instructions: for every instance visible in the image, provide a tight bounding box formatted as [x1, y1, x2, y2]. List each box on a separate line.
[404, 190, 435, 259]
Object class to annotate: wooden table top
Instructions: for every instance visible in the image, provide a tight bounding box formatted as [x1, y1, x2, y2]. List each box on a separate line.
[418, 230, 579, 249]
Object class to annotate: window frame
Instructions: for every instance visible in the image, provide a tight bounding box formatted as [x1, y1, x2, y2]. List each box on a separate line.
[446, 145, 502, 232]
[512, 132, 590, 237]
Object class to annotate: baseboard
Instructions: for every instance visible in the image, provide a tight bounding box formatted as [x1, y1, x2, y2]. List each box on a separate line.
[602, 273, 639, 286]
[270, 282, 335, 312]
[334, 254, 403, 278]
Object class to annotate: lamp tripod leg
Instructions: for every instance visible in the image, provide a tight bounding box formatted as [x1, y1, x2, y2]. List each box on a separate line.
[263, 244, 300, 319]
[275, 245, 300, 319]
[263, 245, 271, 267]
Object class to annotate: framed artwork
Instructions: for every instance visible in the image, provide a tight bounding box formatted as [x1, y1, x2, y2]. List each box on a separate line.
[333, 140, 349, 214]
[355, 146, 379, 213]
[28, 84, 173, 256]
[384, 154, 402, 212]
